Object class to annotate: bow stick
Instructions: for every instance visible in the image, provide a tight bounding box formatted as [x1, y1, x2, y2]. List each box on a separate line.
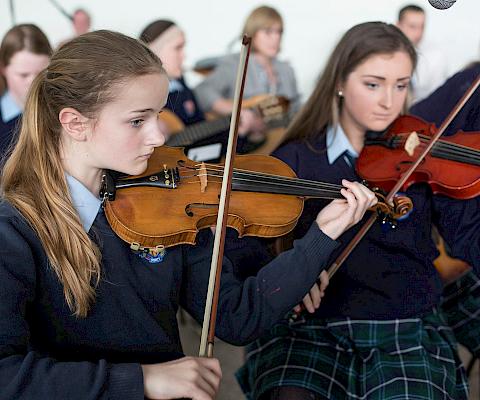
[199, 36, 252, 357]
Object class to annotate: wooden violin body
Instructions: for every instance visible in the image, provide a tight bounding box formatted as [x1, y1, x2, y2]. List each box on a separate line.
[104, 146, 303, 249]
[103, 146, 408, 250]
[357, 115, 480, 199]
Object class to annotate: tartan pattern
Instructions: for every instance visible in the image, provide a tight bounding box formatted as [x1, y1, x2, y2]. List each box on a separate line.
[441, 269, 480, 357]
[236, 308, 469, 399]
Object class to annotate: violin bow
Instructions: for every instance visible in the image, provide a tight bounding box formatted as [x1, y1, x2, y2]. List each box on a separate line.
[327, 73, 480, 279]
[199, 36, 252, 358]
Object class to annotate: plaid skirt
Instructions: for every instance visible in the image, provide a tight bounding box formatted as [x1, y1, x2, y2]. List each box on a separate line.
[236, 308, 469, 399]
[441, 269, 480, 357]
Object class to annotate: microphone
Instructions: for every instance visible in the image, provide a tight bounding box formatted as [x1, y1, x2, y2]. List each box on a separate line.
[428, 0, 457, 9]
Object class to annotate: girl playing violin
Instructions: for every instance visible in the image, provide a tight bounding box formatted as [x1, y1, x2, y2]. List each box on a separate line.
[237, 22, 478, 400]
[0, 30, 375, 400]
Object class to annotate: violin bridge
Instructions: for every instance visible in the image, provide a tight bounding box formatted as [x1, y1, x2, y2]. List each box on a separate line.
[404, 131, 420, 156]
[199, 162, 208, 193]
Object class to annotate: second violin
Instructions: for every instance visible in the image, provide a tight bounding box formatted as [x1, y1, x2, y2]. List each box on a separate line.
[357, 114, 480, 199]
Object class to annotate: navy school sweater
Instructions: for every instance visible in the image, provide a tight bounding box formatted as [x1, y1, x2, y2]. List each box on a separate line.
[410, 63, 480, 134]
[0, 201, 337, 399]
[0, 109, 20, 160]
[273, 135, 480, 320]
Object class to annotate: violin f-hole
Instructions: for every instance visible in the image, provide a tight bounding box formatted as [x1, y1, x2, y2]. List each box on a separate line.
[185, 203, 219, 217]
[395, 158, 425, 172]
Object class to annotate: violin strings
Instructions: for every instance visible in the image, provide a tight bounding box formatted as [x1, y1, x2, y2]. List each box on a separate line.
[175, 165, 344, 198]
[415, 135, 480, 159]
[206, 167, 343, 193]
[393, 135, 480, 165]
[176, 162, 344, 190]
[204, 164, 344, 190]
[421, 137, 480, 163]
[390, 136, 477, 163]
[208, 172, 343, 198]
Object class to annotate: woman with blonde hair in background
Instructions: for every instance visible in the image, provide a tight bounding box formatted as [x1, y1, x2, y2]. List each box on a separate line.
[195, 5, 300, 150]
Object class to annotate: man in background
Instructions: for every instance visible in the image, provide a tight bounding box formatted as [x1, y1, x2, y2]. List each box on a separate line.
[397, 4, 448, 102]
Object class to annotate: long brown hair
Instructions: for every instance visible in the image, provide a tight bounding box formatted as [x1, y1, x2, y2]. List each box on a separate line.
[0, 24, 52, 95]
[283, 22, 416, 146]
[1, 30, 165, 317]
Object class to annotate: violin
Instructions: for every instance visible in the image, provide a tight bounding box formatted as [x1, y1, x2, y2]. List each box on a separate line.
[101, 146, 412, 251]
[357, 114, 480, 199]
[356, 113, 480, 283]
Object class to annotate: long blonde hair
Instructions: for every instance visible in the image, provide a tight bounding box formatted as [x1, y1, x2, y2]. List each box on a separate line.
[283, 22, 417, 146]
[242, 6, 283, 52]
[1, 30, 165, 317]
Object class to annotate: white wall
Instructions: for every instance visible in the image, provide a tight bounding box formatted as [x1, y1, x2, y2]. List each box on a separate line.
[1, 0, 479, 100]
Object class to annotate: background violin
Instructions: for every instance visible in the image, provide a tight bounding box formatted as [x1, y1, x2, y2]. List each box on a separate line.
[357, 114, 480, 199]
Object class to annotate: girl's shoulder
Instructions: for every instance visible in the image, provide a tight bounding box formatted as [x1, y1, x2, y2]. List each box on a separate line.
[0, 200, 35, 238]
[272, 58, 295, 74]
[0, 199, 22, 219]
[274, 136, 326, 160]
[218, 53, 241, 68]
[272, 136, 327, 173]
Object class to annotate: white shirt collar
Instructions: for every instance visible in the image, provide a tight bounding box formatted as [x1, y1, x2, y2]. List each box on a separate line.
[66, 174, 102, 232]
[326, 124, 359, 166]
[0, 91, 22, 123]
[168, 79, 184, 93]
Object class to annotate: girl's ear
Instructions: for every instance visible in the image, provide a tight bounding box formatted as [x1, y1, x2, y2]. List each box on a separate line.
[59, 108, 90, 141]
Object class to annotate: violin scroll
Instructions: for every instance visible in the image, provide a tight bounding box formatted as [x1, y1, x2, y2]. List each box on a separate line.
[370, 188, 413, 228]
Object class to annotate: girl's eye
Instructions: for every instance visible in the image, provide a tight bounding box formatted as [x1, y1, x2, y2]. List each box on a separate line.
[130, 119, 144, 128]
[396, 84, 408, 91]
[365, 82, 379, 89]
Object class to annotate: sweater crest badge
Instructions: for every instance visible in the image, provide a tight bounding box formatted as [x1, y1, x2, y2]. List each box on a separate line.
[130, 243, 166, 264]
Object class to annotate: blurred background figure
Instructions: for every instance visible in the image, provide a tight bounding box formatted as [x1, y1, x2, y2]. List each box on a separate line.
[396, 4, 448, 103]
[139, 19, 230, 162]
[72, 8, 91, 36]
[57, 7, 92, 47]
[0, 24, 52, 157]
[194, 5, 299, 151]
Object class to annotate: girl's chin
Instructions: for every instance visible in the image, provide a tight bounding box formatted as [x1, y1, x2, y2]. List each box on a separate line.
[116, 162, 148, 177]
[367, 120, 395, 132]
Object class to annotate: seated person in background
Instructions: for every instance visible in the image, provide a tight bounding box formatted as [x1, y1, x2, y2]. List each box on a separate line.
[195, 5, 300, 148]
[57, 8, 92, 48]
[139, 19, 254, 161]
[71, 8, 91, 36]
[396, 4, 448, 103]
[0, 24, 51, 157]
